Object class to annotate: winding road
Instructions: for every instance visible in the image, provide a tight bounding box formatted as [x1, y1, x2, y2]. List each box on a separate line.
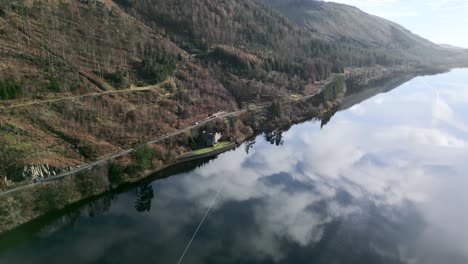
[0, 109, 248, 196]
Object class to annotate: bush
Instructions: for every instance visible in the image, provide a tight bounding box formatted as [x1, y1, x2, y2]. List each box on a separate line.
[103, 69, 129, 89]
[108, 162, 124, 184]
[134, 140, 155, 171]
[0, 197, 21, 226]
[139, 45, 178, 84]
[268, 99, 283, 118]
[48, 75, 62, 92]
[37, 181, 80, 212]
[322, 75, 345, 103]
[210, 46, 254, 71]
[0, 78, 22, 100]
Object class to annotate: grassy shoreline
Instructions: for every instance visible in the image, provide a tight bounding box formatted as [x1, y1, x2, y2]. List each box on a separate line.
[186, 141, 235, 156]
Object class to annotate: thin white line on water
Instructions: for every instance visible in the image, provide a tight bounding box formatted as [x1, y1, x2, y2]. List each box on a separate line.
[176, 177, 226, 264]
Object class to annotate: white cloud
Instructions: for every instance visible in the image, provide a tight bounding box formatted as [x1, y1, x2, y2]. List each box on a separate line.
[376, 126, 466, 148]
[349, 104, 366, 115]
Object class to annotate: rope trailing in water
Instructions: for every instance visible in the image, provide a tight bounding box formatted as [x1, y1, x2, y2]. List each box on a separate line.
[176, 177, 226, 264]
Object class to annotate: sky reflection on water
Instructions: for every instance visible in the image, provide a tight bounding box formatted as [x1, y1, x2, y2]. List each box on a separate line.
[1, 69, 468, 264]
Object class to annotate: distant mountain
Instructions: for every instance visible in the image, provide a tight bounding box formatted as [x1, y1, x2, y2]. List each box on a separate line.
[263, 0, 432, 47]
[439, 44, 465, 50]
[262, 0, 467, 66]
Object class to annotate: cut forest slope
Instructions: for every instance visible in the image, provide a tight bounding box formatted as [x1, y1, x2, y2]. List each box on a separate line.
[0, 0, 467, 184]
[0, 0, 236, 180]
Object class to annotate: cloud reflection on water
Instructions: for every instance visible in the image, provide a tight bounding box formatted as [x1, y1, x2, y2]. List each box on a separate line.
[161, 68, 468, 263]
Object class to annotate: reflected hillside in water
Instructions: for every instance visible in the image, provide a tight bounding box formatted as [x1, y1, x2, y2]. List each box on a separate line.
[341, 73, 419, 110]
[320, 73, 418, 128]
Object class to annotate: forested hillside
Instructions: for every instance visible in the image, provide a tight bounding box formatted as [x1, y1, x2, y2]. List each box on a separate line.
[0, 0, 181, 94]
[0, 0, 467, 182]
[0, 0, 237, 179]
[263, 0, 468, 67]
[115, 0, 343, 102]
[113, 0, 425, 102]
[116, 0, 468, 102]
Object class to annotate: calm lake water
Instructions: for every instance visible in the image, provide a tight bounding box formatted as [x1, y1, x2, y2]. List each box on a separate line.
[1, 69, 468, 264]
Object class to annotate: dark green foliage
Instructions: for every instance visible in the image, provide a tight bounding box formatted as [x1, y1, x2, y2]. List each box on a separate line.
[116, 0, 409, 83]
[139, 44, 178, 84]
[176, 105, 189, 119]
[0, 78, 22, 100]
[105, 70, 124, 86]
[134, 140, 155, 170]
[322, 75, 345, 103]
[101, 69, 129, 89]
[37, 182, 78, 212]
[48, 75, 62, 92]
[108, 162, 124, 184]
[6, 166, 28, 183]
[269, 99, 283, 118]
[210, 47, 254, 72]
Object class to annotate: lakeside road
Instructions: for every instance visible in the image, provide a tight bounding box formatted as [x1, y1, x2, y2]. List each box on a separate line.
[0, 87, 322, 197]
[0, 109, 251, 197]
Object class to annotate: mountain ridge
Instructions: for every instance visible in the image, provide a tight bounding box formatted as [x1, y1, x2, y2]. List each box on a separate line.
[439, 43, 465, 50]
[262, 0, 449, 52]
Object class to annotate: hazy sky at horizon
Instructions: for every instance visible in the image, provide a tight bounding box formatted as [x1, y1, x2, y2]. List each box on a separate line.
[326, 0, 468, 48]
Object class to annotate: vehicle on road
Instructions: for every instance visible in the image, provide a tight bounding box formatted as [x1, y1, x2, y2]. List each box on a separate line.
[33, 178, 44, 184]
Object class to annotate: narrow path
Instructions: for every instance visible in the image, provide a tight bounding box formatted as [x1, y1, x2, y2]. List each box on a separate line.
[0, 79, 172, 110]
